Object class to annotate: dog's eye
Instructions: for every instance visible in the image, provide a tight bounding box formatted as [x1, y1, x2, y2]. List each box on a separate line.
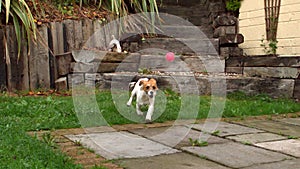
[146, 86, 150, 90]
[153, 86, 156, 90]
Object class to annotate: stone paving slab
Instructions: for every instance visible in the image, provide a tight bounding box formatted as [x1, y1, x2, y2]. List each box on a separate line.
[189, 121, 263, 137]
[235, 120, 300, 137]
[129, 125, 229, 148]
[276, 118, 300, 126]
[182, 142, 292, 168]
[255, 139, 300, 157]
[243, 159, 300, 169]
[117, 152, 230, 169]
[66, 131, 179, 160]
[85, 126, 116, 133]
[226, 132, 287, 144]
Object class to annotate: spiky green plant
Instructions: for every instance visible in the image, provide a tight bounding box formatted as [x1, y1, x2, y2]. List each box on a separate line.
[0, 0, 159, 61]
[1, 0, 37, 59]
[80, 0, 160, 34]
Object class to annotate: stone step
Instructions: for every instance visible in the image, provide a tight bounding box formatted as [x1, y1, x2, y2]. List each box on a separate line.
[89, 73, 296, 98]
[159, 6, 210, 26]
[157, 13, 210, 27]
[159, 5, 209, 17]
[157, 25, 213, 39]
[140, 37, 219, 55]
[158, 0, 207, 7]
[138, 54, 224, 73]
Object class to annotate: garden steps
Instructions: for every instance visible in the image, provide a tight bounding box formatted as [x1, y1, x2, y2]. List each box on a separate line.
[88, 72, 294, 98]
[157, 25, 214, 38]
[139, 37, 219, 55]
[62, 50, 298, 99]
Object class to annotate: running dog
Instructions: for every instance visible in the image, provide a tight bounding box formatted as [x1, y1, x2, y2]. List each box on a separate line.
[126, 78, 158, 123]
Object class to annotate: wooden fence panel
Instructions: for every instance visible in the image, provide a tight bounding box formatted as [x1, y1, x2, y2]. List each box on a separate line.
[29, 25, 50, 89]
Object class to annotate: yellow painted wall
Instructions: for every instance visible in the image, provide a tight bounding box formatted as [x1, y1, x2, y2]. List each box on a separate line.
[239, 0, 300, 55]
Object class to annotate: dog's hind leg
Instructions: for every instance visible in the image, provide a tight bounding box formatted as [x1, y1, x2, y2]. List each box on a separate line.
[126, 82, 136, 106]
[136, 103, 143, 116]
[127, 91, 135, 106]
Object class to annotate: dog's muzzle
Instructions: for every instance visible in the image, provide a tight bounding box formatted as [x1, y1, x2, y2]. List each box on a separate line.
[148, 91, 154, 98]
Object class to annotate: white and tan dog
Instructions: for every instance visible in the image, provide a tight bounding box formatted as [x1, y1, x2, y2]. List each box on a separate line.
[127, 78, 158, 123]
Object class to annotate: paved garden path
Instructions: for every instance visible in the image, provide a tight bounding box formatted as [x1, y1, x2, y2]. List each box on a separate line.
[32, 113, 300, 169]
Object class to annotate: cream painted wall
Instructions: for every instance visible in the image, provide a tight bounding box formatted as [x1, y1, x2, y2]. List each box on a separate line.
[239, 0, 300, 55]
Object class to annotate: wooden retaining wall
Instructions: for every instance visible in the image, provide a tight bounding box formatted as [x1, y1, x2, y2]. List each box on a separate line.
[0, 19, 113, 91]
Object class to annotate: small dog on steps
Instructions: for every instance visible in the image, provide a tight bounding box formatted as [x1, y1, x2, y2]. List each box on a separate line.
[126, 78, 158, 123]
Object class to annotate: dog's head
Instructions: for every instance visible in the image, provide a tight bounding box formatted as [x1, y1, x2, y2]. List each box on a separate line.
[140, 78, 158, 98]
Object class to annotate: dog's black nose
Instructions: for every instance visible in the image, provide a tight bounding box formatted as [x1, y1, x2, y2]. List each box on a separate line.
[149, 91, 154, 98]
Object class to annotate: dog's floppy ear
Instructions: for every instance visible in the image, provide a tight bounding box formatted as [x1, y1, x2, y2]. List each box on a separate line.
[149, 78, 156, 83]
[139, 80, 144, 86]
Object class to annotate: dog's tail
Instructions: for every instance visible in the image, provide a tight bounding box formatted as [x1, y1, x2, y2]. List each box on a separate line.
[129, 82, 136, 91]
[108, 35, 122, 53]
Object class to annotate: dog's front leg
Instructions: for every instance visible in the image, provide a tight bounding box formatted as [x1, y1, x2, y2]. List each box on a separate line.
[136, 103, 143, 116]
[145, 100, 154, 123]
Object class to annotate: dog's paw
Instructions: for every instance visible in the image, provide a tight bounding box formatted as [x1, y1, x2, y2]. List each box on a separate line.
[137, 111, 143, 116]
[145, 119, 152, 124]
[126, 102, 131, 107]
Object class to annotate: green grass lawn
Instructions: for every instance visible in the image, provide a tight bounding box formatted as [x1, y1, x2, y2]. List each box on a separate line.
[0, 90, 300, 168]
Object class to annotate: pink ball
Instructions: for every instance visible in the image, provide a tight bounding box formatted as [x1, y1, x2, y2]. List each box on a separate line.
[165, 52, 175, 62]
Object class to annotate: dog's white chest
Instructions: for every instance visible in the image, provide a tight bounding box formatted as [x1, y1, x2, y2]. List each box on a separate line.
[138, 91, 150, 105]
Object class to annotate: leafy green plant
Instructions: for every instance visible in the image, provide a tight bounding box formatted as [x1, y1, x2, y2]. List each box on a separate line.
[188, 138, 208, 147]
[211, 130, 221, 136]
[241, 141, 252, 145]
[225, 0, 243, 11]
[260, 37, 278, 55]
[287, 136, 298, 139]
[138, 67, 153, 74]
[74, 140, 82, 146]
[41, 132, 56, 148]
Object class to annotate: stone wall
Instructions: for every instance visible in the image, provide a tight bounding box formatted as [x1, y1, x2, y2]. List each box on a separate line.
[226, 55, 300, 99]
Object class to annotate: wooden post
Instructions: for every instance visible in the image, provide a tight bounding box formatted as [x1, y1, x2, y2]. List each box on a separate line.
[63, 20, 75, 52]
[92, 20, 107, 50]
[5, 26, 29, 91]
[29, 25, 50, 89]
[74, 20, 83, 49]
[49, 22, 65, 87]
[0, 29, 6, 89]
[103, 21, 119, 49]
[20, 28, 30, 90]
[82, 19, 94, 47]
